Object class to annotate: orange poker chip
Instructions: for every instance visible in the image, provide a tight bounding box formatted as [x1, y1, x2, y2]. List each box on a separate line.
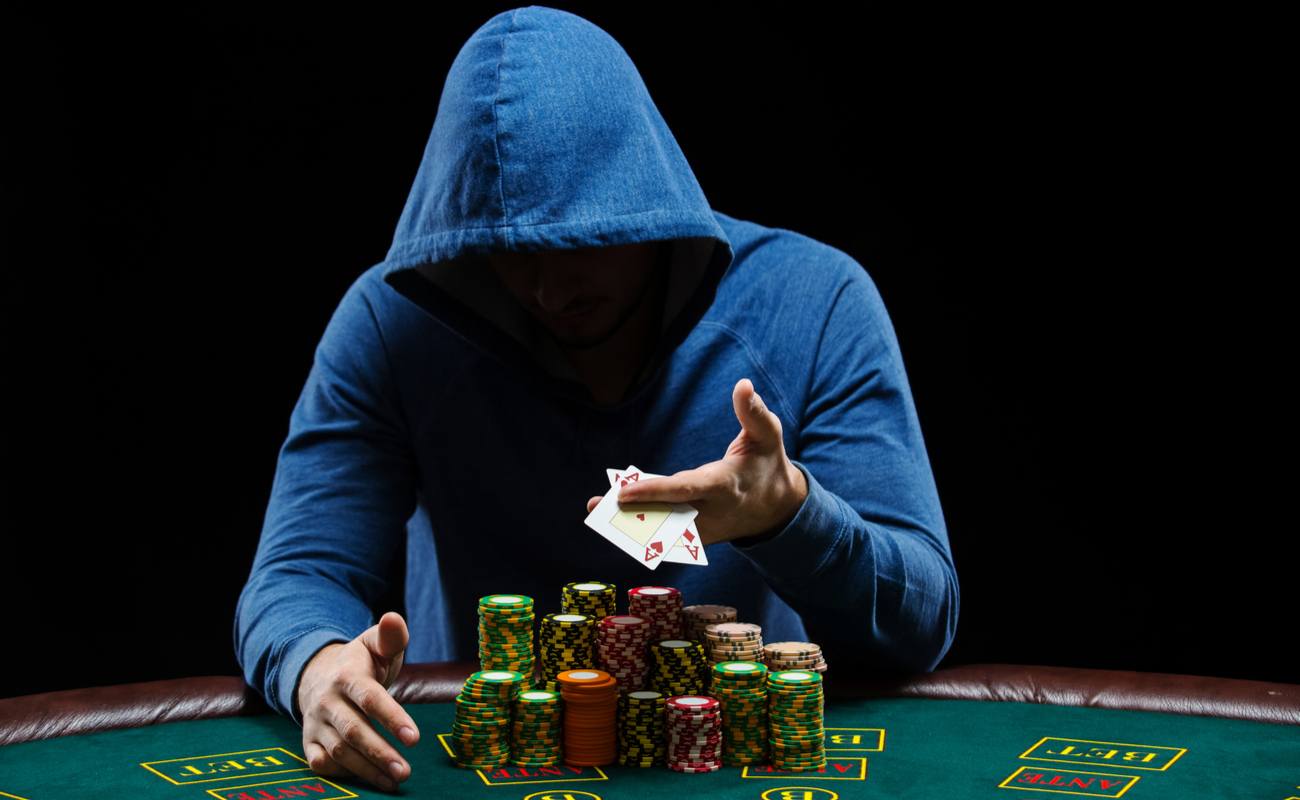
[557, 668, 614, 686]
[558, 668, 619, 766]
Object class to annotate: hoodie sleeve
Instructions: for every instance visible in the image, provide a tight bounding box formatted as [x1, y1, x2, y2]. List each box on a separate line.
[729, 265, 959, 674]
[233, 279, 417, 726]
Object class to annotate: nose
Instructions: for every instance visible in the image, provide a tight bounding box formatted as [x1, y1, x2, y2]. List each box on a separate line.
[535, 285, 589, 316]
[532, 264, 594, 315]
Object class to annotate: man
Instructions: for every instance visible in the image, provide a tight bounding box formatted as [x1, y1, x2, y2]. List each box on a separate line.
[234, 6, 959, 793]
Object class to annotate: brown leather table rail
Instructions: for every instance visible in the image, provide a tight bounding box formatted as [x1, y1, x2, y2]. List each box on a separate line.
[2, 662, 1296, 747]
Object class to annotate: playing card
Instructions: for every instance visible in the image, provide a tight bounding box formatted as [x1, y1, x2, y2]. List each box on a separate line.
[608, 465, 708, 566]
[584, 476, 697, 570]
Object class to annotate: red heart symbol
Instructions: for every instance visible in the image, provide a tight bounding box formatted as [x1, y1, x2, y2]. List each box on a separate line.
[636, 513, 645, 521]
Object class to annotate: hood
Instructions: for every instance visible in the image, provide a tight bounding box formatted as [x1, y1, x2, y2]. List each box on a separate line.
[379, 5, 735, 401]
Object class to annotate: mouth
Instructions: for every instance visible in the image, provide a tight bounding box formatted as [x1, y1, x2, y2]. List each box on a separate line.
[551, 301, 599, 320]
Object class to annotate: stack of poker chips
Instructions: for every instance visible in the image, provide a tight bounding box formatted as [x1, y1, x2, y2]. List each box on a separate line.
[596, 615, 653, 693]
[710, 661, 770, 766]
[703, 622, 764, 665]
[763, 641, 829, 674]
[649, 639, 709, 696]
[537, 612, 597, 690]
[681, 604, 737, 642]
[766, 669, 826, 771]
[627, 586, 684, 641]
[449, 670, 525, 769]
[562, 581, 618, 621]
[664, 695, 722, 773]
[616, 689, 667, 766]
[510, 689, 563, 766]
[557, 668, 619, 766]
[477, 595, 536, 675]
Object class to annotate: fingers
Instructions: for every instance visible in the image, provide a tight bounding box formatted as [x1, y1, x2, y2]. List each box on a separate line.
[587, 495, 601, 512]
[324, 692, 411, 788]
[308, 725, 399, 792]
[303, 739, 348, 778]
[342, 669, 420, 747]
[363, 612, 409, 664]
[621, 463, 726, 505]
[732, 378, 781, 441]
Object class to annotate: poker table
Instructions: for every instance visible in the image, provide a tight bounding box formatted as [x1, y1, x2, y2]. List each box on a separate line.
[2, 662, 1298, 800]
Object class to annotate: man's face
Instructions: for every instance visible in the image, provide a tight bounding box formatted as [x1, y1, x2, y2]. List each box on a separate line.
[484, 240, 664, 349]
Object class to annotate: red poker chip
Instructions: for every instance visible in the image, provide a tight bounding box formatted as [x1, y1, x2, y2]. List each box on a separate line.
[668, 752, 721, 762]
[671, 733, 722, 742]
[667, 762, 722, 773]
[601, 615, 648, 626]
[666, 696, 719, 710]
[666, 714, 721, 724]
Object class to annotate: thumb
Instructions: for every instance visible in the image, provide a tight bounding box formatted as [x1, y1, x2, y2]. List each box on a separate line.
[364, 611, 409, 687]
[733, 378, 780, 441]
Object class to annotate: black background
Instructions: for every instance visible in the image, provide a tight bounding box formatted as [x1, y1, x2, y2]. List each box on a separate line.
[5, 6, 1290, 700]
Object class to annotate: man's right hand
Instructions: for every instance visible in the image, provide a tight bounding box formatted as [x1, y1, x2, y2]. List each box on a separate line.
[296, 611, 421, 793]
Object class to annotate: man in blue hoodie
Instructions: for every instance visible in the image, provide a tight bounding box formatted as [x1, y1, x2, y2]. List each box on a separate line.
[233, 6, 959, 792]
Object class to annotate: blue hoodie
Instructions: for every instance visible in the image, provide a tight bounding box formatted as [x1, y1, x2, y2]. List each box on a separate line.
[233, 5, 959, 727]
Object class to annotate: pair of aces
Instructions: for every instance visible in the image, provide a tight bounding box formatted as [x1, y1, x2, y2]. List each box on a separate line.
[583, 464, 708, 570]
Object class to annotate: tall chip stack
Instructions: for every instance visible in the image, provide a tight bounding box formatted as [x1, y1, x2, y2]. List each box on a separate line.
[616, 689, 667, 766]
[562, 581, 617, 620]
[536, 612, 597, 692]
[557, 668, 619, 766]
[449, 670, 525, 769]
[681, 604, 736, 642]
[710, 661, 770, 766]
[649, 639, 709, 696]
[510, 689, 563, 766]
[596, 615, 652, 692]
[665, 695, 722, 773]
[627, 586, 684, 640]
[766, 669, 826, 771]
[477, 595, 535, 676]
[763, 641, 829, 674]
[703, 622, 764, 666]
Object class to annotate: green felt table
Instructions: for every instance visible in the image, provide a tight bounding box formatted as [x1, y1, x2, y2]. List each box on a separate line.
[2, 663, 1298, 800]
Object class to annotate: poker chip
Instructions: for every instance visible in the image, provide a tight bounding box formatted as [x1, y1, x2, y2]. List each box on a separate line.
[558, 669, 619, 766]
[509, 689, 562, 766]
[449, 670, 526, 768]
[650, 639, 709, 696]
[703, 621, 764, 665]
[478, 595, 536, 677]
[616, 689, 666, 766]
[596, 615, 653, 693]
[681, 604, 737, 643]
[767, 669, 826, 771]
[539, 612, 597, 686]
[627, 586, 684, 641]
[467, 581, 833, 774]
[665, 695, 722, 772]
[562, 581, 618, 621]
[709, 660, 769, 766]
[763, 641, 829, 674]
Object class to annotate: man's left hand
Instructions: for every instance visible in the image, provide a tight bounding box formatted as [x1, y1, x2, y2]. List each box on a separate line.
[584, 378, 809, 545]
